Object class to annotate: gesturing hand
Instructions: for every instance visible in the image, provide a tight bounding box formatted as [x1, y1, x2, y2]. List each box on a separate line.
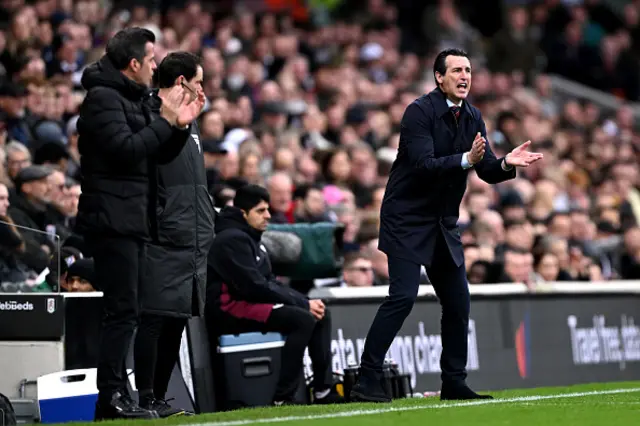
[309, 299, 325, 320]
[505, 141, 544, 168]
[176, 91, 206, 128]
[469, 132, 485, 165]
[159, 86, 186, 126]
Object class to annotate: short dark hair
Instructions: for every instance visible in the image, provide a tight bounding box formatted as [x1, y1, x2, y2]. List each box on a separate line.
[343, 251, 369, 268]
[433, 48, 469, 83]
[234, 184, 270, 212]
[293, 183, 323, 200]
[106, 27, 155, 71]
[546, 211, 570, 226]
[155, 51, 201, 88]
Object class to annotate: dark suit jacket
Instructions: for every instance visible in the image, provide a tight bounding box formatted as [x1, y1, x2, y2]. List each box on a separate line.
[378, 88, 515, 267]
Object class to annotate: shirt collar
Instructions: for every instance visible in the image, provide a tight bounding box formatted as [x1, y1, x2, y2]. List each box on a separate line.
[446, 98, 463, 108]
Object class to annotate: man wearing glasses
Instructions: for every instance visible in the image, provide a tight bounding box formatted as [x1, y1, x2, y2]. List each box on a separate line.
[341, 253, 375, 288]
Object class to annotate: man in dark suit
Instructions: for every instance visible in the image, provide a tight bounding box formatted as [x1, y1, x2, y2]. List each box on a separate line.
[350, 48, 543, 402]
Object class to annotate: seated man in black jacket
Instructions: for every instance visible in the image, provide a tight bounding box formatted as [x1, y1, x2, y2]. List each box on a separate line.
[206, 184, 341, 405]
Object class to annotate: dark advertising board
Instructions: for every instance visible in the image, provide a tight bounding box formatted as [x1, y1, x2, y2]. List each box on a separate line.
[0, 294, 64, 341]
[303, 295, 640, 392]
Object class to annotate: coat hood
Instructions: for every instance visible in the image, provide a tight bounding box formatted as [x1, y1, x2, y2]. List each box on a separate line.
[81, 55, 149, 100]
[215, 206, 263, 242]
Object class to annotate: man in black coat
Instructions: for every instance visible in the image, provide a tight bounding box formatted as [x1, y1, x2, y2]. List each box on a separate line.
[351, 49, 543, 402]
[76, 28, 203, 420]
[132, 52, 214, 417]
[205, 185, 341, 406]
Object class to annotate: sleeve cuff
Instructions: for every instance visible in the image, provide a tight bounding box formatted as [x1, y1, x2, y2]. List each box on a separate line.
[501, 158, 514, 171]
[461, 152, 473, 169]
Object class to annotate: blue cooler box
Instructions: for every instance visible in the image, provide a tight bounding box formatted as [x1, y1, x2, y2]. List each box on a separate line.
[37, 369, 98, 423]
[217, 332, 285, 409]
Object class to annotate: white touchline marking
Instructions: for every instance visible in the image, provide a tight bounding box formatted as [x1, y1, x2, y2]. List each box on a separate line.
[193, 388, 640, 426]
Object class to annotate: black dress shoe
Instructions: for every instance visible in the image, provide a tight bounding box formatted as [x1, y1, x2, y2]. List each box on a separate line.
[140, 397, 190, 417]
[349, 372, 392, 403]
[440, 383, 493, 401]
[94, 391, 159, 421]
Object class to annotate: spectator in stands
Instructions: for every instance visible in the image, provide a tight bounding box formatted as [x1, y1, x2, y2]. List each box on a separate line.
[487, 5, 540, 82]
[266, 172, 294, 224]
[9, 165, 54, 273]
[45, 245, 83, 292]
[206, 184, 342, 405]
[44, 169, 76, 243]
[467, 260, 495, 284]
[201, 137, 228, 189]
[547, 212, 572, 240]
[501, 248, 534, 285]
[341, 252, 375, 288]
[134, 51, 211, 419]
[0, 149, 9, 187]
[0, 83, 32, 145]
[33, 141, 71, 174]
[75, 27, 201, 421]
[5, 141, 31, 183]
[62, 258, 95, 293]
[0, 182, 32, 283]
[533, 251, 560, 282]
[293, 184, 330, 223]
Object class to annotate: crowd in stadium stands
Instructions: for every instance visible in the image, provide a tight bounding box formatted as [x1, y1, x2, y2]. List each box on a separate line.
[1, 0, 640, 293]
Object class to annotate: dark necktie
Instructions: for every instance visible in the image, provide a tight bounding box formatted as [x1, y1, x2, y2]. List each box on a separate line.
[451, 106, 461, 121]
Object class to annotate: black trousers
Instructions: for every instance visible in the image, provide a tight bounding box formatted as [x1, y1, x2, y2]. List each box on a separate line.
[360, 231, 470, 384]
[134, 314, 187, 400]
[88, 235, 146, 400]
[213, 305, 333, 401]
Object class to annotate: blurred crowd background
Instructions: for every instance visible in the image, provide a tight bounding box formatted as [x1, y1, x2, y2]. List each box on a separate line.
[1, 0, 640, 293]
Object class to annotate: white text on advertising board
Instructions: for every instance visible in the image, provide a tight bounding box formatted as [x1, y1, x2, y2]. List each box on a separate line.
[0, 301, 34, 311]
[303, 319, 480, 389]
[568, 314, 640, 369]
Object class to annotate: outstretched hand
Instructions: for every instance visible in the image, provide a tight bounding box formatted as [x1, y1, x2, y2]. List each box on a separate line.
[505, 141, 544, 168]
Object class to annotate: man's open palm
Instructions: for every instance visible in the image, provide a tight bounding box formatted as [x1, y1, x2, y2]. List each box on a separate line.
[505, 141, 544, 168]
[176, 92, 205, 128]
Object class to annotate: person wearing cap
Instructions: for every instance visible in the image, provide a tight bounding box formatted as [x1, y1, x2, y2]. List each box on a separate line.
[63, 258, 96, 292]
[8, 165, 55, 273]
[33, 140, 71, 173]
[259, 101, 288, 134]
[75, 28, 204, 420]
[132, 51, 213, 418]
[201, 137, 228, 189]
